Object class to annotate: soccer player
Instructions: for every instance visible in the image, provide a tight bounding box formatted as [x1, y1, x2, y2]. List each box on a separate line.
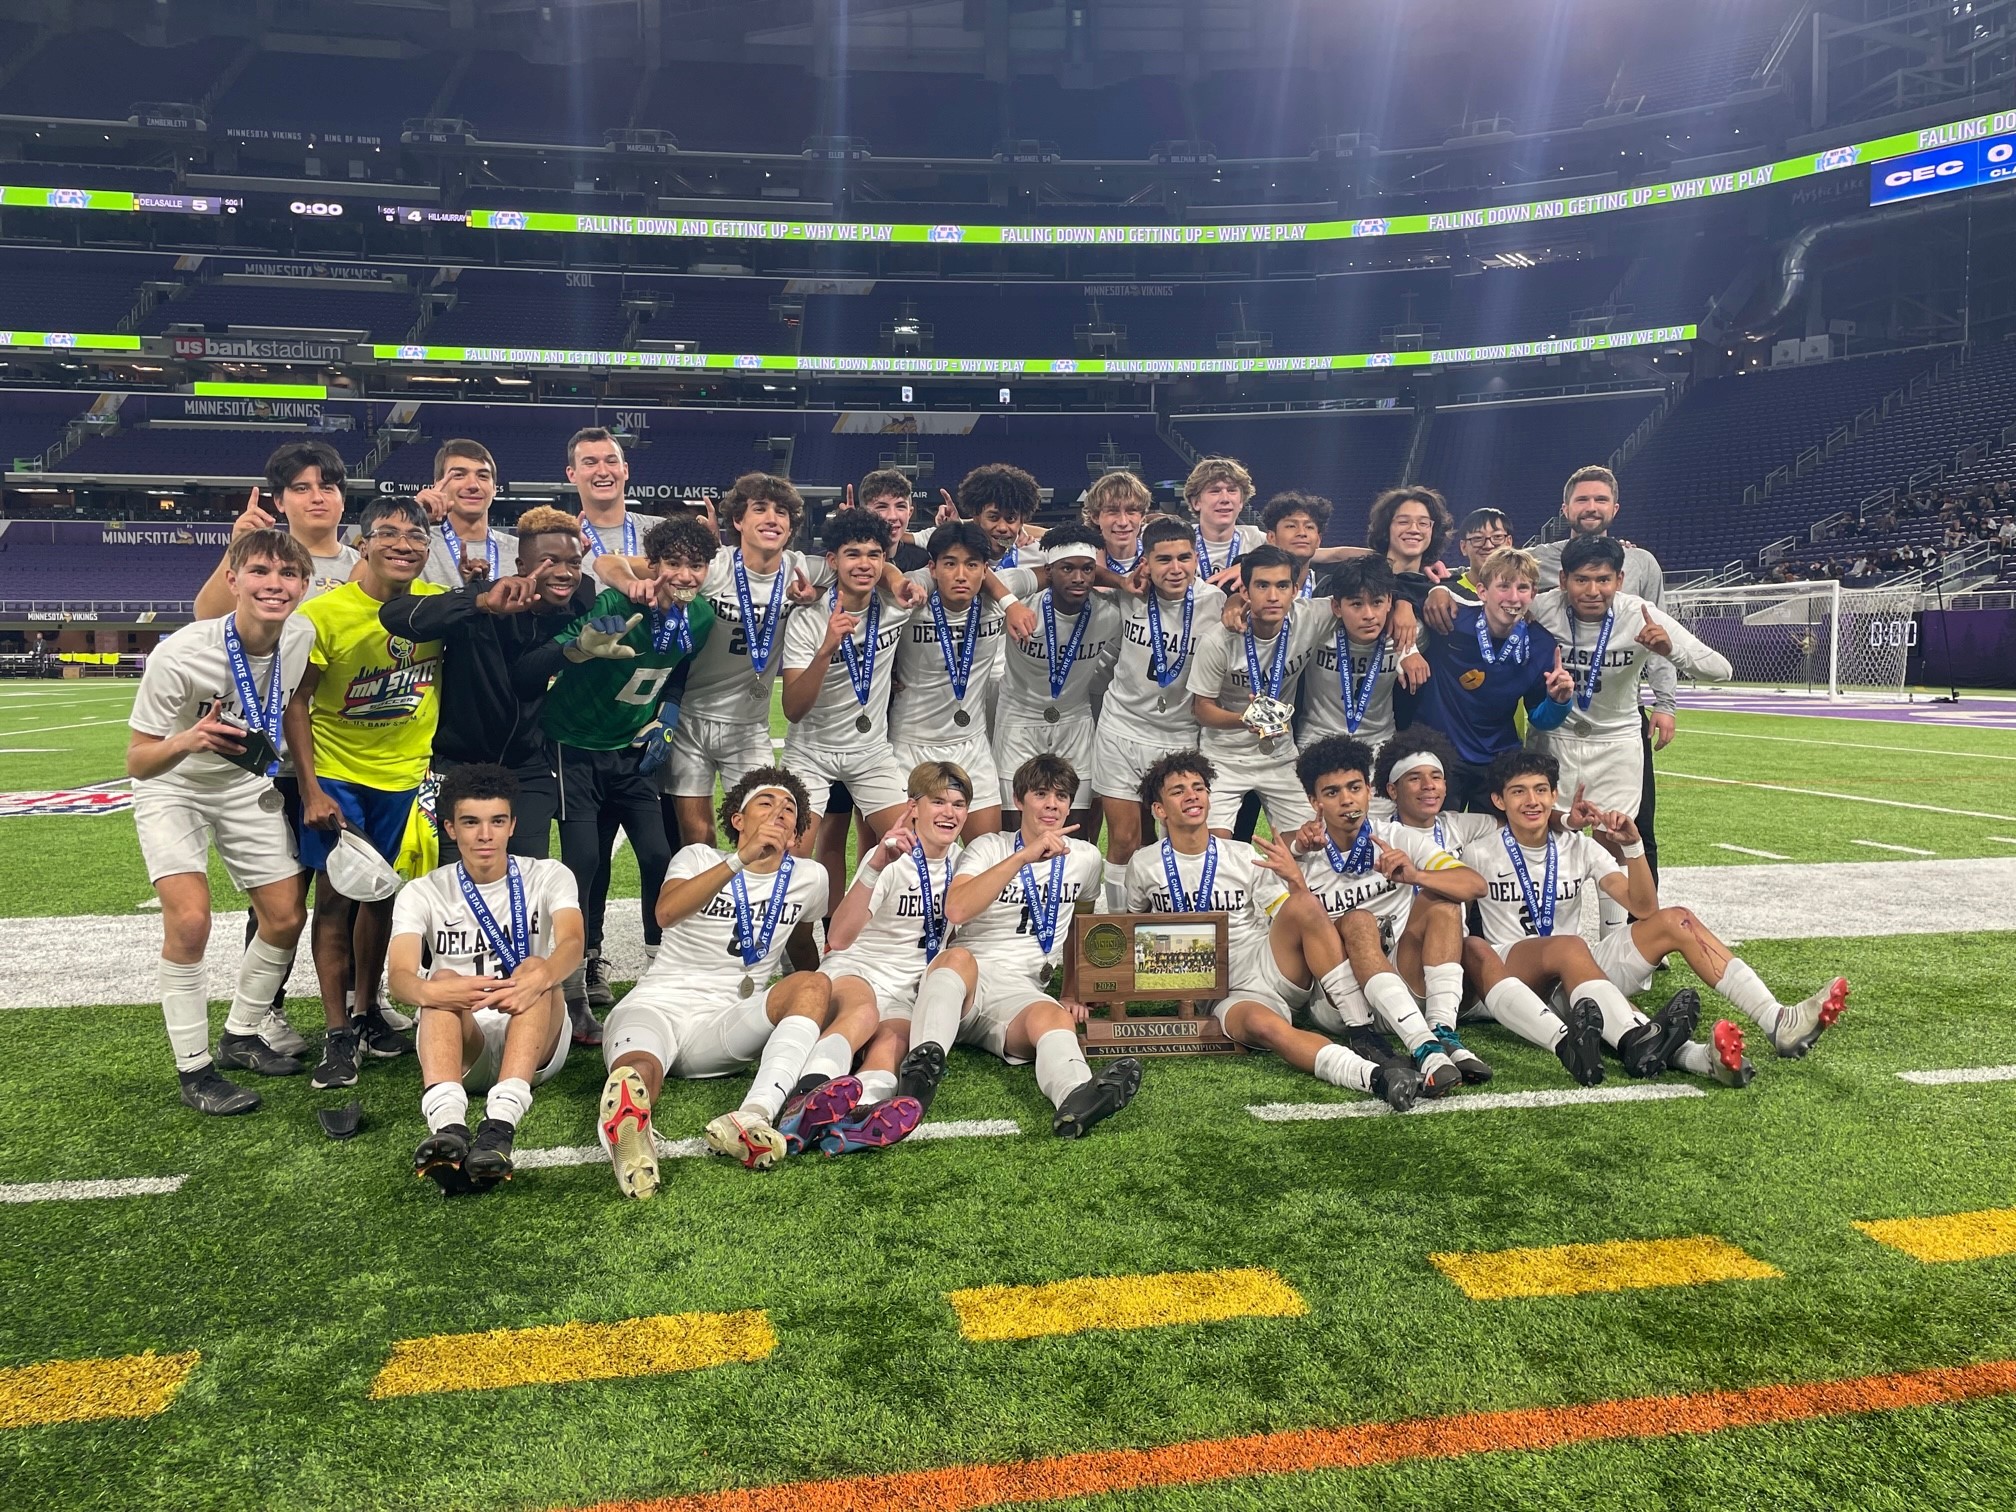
[127, 529, 317, 1114]
[194, 440, 358, 616]
[1454, 508, 1514, 595]
[1090, 516, 1226, 905]
[286, 497, 445, 1089]
[391, 764, 584, 1192]
[896, 754, 1140, 1136]
[889, 521, 1034, 840]
[952, 462, 1043, 570]
[541, 514, 716, 1009]
[1367, 485, 1455, 607]
[850, 469, 929, 571]
[1286, 736, 1484, 1091]
[564, 427, 663, 589]
[992, 524, 1124, 829]
[1185, 456, 1265, 586]
[1126, 751, 1425, 1110]
[1084, 469, 1150, 574]
[1412, 547, 1576, 812]
[1259, 490, 1329, 599]
[1297, 557, 1423, 763]
[597, 769, 845, 1198]
[814, 760, 972, 1152]
[1460, 750, 1747, 1085]
[1187, 545, 1331, 836]
[415, 440, 516, 589]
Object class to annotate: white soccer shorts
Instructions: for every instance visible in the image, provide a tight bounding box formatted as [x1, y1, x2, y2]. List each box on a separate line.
[1538, 733, 1645, 818]
[602, 977, 779, 1079]
[133, 783, 302, 891]
[891, 733, 1000, 813]
[992, 711, 1096, 809]
[464, 1003, 571, 1091]
[822, 949, 921, 1021]
[780, 737, 908, 819]
[955, 968, 1054, 1065]
[1089, 717, 1198, 804]
[1213, 932, 1314, 1027]
[1203, 756, 1314, 836]
[1590, 924, 1661, 997]
[664, 713, 777, 800]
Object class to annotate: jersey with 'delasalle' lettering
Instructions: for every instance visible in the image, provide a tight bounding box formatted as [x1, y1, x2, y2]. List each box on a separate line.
[391, 857, 580, 977]
[637, 844, 830, 996]
[951, 831, 1104, 987]
[1469, 828, 1622, 944]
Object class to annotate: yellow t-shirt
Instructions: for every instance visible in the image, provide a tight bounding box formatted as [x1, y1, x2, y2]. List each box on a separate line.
[299, 581, 445, 789]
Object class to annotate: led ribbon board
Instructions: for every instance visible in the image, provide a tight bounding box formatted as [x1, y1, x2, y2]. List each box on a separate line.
[461, 110, 2016, 244]
[367, 323, 1693, 375]
[0, 331, 141, 350]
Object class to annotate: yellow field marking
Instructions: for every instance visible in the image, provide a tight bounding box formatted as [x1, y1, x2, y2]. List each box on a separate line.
[368, 1310, 774, 1399]
[0, 1350, 199, 1429]
[1855, 1208, 2016, 1264]
[947, 1267, 1307, 1343]
[1430, 1237, 1782, 1301]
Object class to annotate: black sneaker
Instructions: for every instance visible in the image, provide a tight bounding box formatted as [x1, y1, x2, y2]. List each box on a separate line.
[568, 995, 603, 1047]
[216, 1031, 303, 1078]
[1052, 1057, 1142, 1138]
[1369, 1062, 1423, 1112]
[584, 949, 614, 1011]
[1555, 999, 1607, 1087]
[894, 1041, 947, 1118]
[414, 1123, 473, 1194]
[311, 1027, 362, 1089]
[1345, 1025, 1411, 1071]
[1434, 1025, 1494, 1085]
[356, 1011, 412, 1060]
[464, 1118, 517, 1184]
[1645, 988, 1703, 1072]
[178, 1065, 260, 1116]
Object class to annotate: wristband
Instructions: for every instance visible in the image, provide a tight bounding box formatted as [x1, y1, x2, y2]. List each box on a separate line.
[1620, 841, 1646, 859]
[724, 853, 747, 875]
[996, 591, 1020, 607]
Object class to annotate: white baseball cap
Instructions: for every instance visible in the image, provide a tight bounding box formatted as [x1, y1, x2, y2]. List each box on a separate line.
[326, 829, 402, 903]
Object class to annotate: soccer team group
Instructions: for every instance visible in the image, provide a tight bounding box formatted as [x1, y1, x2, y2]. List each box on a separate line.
[125, 431, 1850, 1198]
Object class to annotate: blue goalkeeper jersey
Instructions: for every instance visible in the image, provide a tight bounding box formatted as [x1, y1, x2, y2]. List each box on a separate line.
[1413, 606, 1570, 765]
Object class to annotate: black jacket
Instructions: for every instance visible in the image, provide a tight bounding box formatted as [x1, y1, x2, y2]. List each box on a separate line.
[379, 582, 596, 770]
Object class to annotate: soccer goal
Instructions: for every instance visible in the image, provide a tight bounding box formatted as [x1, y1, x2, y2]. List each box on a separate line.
[1662, 579, 1922, 698]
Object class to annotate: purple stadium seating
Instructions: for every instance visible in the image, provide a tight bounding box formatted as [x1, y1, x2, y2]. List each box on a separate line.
[0, 530, 213, 610]
[57, 424, 373, 480]
[1416, 392, 1664, 529]
[0, 31, 238, 120]
[1169, 411, 1417, 545]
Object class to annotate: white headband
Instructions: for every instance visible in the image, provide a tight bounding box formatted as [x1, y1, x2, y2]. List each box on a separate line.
[1044, 542, 1099, 563]
[1389, 752, 1445, 783]
[745, 784, 797, 807]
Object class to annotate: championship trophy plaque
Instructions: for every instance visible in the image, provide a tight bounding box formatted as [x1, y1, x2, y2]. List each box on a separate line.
[1063, 912, 1241, 1056]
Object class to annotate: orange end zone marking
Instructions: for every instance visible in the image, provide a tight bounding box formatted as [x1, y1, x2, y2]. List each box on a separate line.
[562, 1357, 2016, 1512]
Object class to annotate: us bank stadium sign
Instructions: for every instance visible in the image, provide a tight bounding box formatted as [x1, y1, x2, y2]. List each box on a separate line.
[165, 334, 352, 362]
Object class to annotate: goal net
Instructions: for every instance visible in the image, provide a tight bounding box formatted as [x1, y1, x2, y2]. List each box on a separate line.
[1661, 580, 1922, 698]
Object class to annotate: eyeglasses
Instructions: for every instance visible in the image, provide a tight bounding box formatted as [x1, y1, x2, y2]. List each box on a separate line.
[1464, 531, 1511, 548]
[365, 528, 430, 546]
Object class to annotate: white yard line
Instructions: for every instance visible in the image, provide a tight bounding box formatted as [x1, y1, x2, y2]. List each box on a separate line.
[1850, 840, 1936, 855]
[0, 1175, 187, 1203]
[0, 716, 130, 738]
[1988, 837, 2016, 846]
[1685, 729, 2016, 762]
[513, 1117, 1019, 1170]
[1660, 770, 2016, 825]
[1714, 844, 1790, 859]
[1248, 1085, 1709, 1122]
[1896, 1066, 2016, 1086]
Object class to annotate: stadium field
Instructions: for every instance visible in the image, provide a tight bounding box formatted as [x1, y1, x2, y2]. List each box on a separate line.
[2, 680, 2014, 1511]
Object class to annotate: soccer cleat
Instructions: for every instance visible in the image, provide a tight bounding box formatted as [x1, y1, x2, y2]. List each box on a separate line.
[584, 949, 615, 1011]
[310, 1028, 361, 1090]
[216, 1031, 303, 1078]
[257, 1006, 309, 1058]
[1369, 1061, 1424, 1112]
[1052, 1056, 1142, 1138]
[1770, 976, 1848, 1059]
[464, 1118, 518, 1184]
[893, 1040, 947, 1117]
[1410, 1043, 1464, 1097]
[177, 1065, 260, 1116]
[356, 1010, 412, 1060]
[1554, 999, 1607, 1087]
[1645, 988, 1703, 1073]
[599, 1067, 659, 1200]
[1710, 1018, 1755, 1089]
[777, 1076, 863, 1156]
[1617, 1022, 1667, 1079]
[1434, 1024, 1494, 1084]
[414, 1123, 473, 1195]
[1345, 1025, 1411, 1071]
[567, 995, 603, 1047]
[818, 1096, 925, 1155]
[704, 1110, 790, 1170]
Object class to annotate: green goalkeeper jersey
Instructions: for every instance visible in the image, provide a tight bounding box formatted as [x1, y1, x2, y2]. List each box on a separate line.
[540, 588, 715, 751]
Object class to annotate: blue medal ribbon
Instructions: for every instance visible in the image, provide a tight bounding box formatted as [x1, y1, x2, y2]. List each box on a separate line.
[650, 604, 694, 654]
[999, 546, 1018, 569]
[1336, 632, 1386, 734]
[1144, 586, 1196, 691]
[1194, 529, 1240, 576]
[221, 613, 285, 777]
[1105, 551, 1136, 575]
[1324, 821, 1377, 876]
[1244, 621, 1291, 701]
[442, 520, 501, 579]
[730, 855, 796, 970]
[1159, 837, 1218, 913]
[1500, 828, 1559, 937]
[1474, 609, 1530, 666]
[911, 841, 951, 961]
[458, 859, 530, 976]
[1573, 606, 1616, 712]
[732, 548, 788, 677]
[929, 589, 978, 702]
[577, 515, 638, 560]
[1041, 590, 1091, 703]
[1012, 835, 1067, 955]
[1298, 573, 1316, 600]
[830, 586, 882, 713]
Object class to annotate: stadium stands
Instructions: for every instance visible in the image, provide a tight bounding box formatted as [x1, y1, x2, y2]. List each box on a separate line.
[0, 30, 239, 121]
[211, 48, 443, 143]
[145, 281, 422, 343]
[0, 525, 213, 611]
[1415, 391, 1664, 527]
[1169, 410, 1416, 544]
[56, 424, 374, 482]
[423, 268, 662, 351]
[0, 250, 158, 334]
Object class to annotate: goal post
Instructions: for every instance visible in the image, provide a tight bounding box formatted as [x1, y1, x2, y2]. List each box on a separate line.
[1661, 579, 1922, 699]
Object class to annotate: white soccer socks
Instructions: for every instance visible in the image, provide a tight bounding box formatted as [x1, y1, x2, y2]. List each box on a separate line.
[1712, 958, 1784, 1037]
[422, 1080, 470, 1133]
[1578, 979, 1650, 1046]
[858, 1068, 900, 1103]
[1312, 1041, 1375, 1093]
[1423, 963, 1465, 1032]
[1033, 1027, 1093, 1108]
[1363, 972, 1436, 1054]
[1316, 964, 1375, 1027]
[909, 968, 968, 1060]
[741, 1014, 821, 1120]
[1482, 978, 1566, 1050]
[485, 1076, 532, 1128]
[226, 936, 293, 1039]
[158, 957, 212, 1071]
[802, 1032, 855, 1085]
[1102, 860, 1129, 913]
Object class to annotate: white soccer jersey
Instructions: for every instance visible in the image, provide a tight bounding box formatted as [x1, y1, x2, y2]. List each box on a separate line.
[781, 590, 915, 745]
[996, 591, 1124, 722]
[1527, 590, 1732, 741]
[1298, 629, 1413, 747]
[129, 615, 316, 798]
[577, 508, 664, 590]
[952, 831, 1103, 988]
[1470, 829, 1623, 945]
[680, 546, 833, 727]
[1122, 837, 1286, 959]
[1187, 600, 1333, 764]
[638, 843, 829, 993]
[1191, 524, 1267, 579]
[828, 842, 961, 987]
[890, 569, 1039, 742]
[1102, 581, 1228, 734]
[1294, 821, 1465, 923]
[1394, 811, 1499, 867]
[390, 857, 580, 976]
[421, 524, 517, 589]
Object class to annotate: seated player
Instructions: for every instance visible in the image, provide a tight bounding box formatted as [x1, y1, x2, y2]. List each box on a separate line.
[815, 760, 974, 1153]
[1286, 736, 1486, 1091]
[898, 755, 1141, 1136]
[126, 528, 316, 1115]
[596, 769, 849, 1198]
[390, 765, 583, 1193]
[1126, 751, 1425, 1110]
[1461, 750, 1748, 1086]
